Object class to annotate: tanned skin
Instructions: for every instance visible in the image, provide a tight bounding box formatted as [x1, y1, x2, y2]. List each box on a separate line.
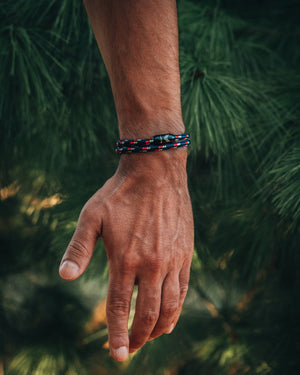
[59, 0, 194, 362]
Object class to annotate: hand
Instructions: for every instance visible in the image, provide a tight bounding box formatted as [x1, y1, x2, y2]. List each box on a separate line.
[59, 150, 194, 361]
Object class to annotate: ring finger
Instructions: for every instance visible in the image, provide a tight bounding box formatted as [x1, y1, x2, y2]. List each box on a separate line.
[149, 271, 180, 339]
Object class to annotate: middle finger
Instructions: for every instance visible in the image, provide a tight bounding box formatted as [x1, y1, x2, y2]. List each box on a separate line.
[129, 277, 162, 353]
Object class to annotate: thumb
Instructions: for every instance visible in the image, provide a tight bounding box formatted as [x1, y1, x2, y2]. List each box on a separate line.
[59, 206, 101, 280]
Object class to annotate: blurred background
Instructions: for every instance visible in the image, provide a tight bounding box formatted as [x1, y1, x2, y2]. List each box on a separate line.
[0, 0, 299, 374]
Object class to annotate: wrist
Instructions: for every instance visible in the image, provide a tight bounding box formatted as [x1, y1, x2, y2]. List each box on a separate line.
[116, 147, 188, 185]
[116, 115, 189, 184]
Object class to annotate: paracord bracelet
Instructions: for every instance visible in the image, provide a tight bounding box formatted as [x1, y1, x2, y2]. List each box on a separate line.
[115, 133, 190, 154]
[116, 139, 190, 154]
[117, 133, 189, 147]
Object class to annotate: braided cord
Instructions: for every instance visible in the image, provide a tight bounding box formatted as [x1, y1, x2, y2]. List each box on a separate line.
[116, 139, 190, 154]
[115, 133, 190, 154]
[117, 133, 189, 147]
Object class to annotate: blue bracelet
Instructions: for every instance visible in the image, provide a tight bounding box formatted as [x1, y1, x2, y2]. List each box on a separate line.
[115, 133, 190, 154]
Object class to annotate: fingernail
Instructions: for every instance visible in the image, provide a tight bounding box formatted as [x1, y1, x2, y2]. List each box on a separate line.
[59, 261, 79, 280]
[112, 346, 128, 362]
[166, 323, 175, 334]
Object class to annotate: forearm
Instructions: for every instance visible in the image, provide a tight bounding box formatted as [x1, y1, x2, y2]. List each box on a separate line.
[83, 0, 184, 139]
[60, 0, 193, 362]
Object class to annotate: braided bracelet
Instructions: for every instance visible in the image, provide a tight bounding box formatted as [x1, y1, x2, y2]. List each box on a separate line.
[115, 133, 190, 154]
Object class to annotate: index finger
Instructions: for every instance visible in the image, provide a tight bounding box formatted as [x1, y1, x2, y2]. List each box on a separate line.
[106, 273, 135, 361]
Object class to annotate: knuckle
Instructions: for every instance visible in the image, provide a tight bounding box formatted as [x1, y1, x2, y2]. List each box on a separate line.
[180, 284, 189, 296]
[68, 239, 90, 260]
[161, 302, 178, 317]
[119, 255, 136, 274]
[80, 204, 96, 223]
[107, 295, 130, 317]
[147, 257, 162, 274]
[141, 311, 159, 326]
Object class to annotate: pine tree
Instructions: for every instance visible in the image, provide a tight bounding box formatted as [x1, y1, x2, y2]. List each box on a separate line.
[0, 0, 299, 374]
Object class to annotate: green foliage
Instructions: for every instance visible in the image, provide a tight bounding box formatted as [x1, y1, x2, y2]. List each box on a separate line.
[0, 0, 299, 374]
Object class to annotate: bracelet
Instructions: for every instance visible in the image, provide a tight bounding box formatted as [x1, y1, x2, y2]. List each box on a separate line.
[115, 133, 190, 154]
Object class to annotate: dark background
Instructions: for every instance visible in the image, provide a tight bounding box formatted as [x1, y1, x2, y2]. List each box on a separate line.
[0, 0, 299, 374]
